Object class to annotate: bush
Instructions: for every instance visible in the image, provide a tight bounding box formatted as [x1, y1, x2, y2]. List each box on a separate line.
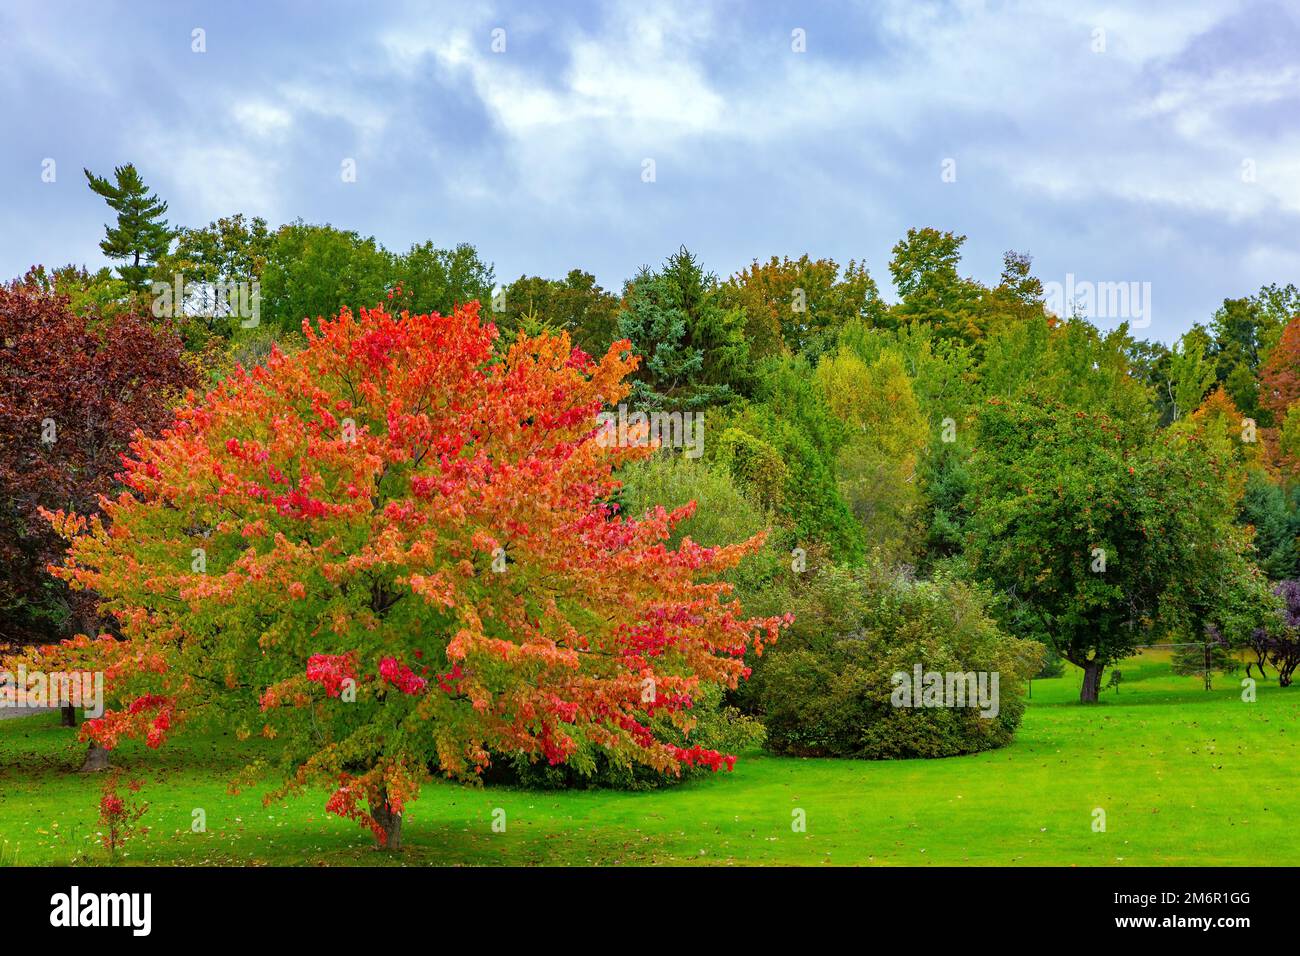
[758, 566, 1041, 758]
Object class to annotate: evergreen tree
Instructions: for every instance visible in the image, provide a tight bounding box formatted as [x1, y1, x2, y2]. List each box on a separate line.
[616, 247, 750, 410]
[84, 164, 174, 293]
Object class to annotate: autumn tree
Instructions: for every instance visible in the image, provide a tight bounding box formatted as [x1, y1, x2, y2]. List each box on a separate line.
[84, 164, 174, 294]
[721, 254, 885, 360]
[43, 302, 788, 848]
[0, 280, 195, 731]
[1259, 315, 1300, 426]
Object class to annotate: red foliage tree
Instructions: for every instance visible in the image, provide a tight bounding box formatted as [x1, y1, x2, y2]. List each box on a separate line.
[43, 302, 788, 847]
[0, 277, 195, 652]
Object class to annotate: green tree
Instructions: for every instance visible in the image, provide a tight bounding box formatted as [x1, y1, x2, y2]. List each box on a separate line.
[816, 348, 928, 562]
[966, 399, 1250, 702]
[714, 357, 864, 564]
[152, 213, 273, 337]
[617, 247, 750, 410]
[260, 222, 393, 331]
[17, 265, 129, 321]
[392, 241, 494, 317]
[501, 270, 620, 356]
[84, 164, 174, 294]
[1167, 328, 1217, 421]
[1239, 469, 1300, 580]
[981, 315, 1154, 433]
[887, 228, 985, 341]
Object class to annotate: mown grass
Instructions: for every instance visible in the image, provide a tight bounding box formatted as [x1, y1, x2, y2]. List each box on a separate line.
[1, 650, 1295, 866]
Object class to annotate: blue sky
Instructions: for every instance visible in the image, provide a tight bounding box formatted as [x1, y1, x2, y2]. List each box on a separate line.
[2, 0, 1297, 342]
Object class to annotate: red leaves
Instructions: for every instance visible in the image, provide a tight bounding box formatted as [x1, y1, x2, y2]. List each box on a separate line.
[0, 281, 195, 645]
[305, 653, 355, 697]
[83, 693, 175, 750]
[43, 299, 792, 842]
[669, 745, 736, 773]
[378, 657, 427, 695]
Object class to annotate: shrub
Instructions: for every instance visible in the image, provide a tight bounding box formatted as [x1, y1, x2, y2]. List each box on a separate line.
[759, 567, 1040, 758]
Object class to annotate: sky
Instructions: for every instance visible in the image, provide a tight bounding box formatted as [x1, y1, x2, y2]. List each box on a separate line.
[1, 0, 1297, 343]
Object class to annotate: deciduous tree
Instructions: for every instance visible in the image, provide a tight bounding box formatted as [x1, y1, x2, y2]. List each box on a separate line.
[43, 302, 788, 847]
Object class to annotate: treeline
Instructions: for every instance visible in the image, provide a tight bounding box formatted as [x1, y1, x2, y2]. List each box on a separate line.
[6, 163, 1300, 777]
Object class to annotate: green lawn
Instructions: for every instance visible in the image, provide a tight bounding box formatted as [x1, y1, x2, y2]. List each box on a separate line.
[1, 651, 1295, 866]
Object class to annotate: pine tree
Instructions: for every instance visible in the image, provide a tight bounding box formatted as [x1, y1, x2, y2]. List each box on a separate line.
[83, 164, 173, 293]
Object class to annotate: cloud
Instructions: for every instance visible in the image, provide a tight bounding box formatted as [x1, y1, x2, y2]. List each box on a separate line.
[1, 0, 1298, 342]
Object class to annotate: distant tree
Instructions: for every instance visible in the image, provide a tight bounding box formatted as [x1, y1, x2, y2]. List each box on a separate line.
[1167, 329, 1217, 421]
[501, 269, 620, 356]
[992, 251, 1045, 313]
[617, 247, 750, 410]
[981, 315, 1155, 432]
[1204, 296, 1283, 425]
[260, 222, 393, 331]
[17, 264, 129, 320]
[717, 357, 864, 563]
[816, 348, 927, 561]
[887, 228, 985, 341]
[1125, 338, 1174, 424]
[1239, 469, 1300, 579]
[916, 438, 971, 571]
[84, 164, 174, 294]
[153, 214, 273, 336]
[969, 250, 1049, 341]
[840, 319, 979, 426]
[722, 254, 885, 360]
[392, 241, 494, 317]
[1259, 315, 1300, 424]
[1251, 283, 1300, 361]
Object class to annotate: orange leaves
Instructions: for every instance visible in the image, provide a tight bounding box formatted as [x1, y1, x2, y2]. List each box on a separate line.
[47, 299, 791, 839]
[405, 572, 455, 607]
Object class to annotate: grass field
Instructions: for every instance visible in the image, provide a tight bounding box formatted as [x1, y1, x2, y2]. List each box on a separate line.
[1, 650, 1296, 867]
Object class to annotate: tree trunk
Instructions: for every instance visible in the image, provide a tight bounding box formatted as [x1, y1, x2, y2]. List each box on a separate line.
[1080, 660, 1104, 703]
[61, 705, 78, 727]
[79, 742, 110, 773]
[369, 789, 403, 850]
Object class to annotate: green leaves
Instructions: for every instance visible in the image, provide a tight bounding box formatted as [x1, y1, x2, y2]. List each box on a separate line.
[84, 164, 173, 294]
